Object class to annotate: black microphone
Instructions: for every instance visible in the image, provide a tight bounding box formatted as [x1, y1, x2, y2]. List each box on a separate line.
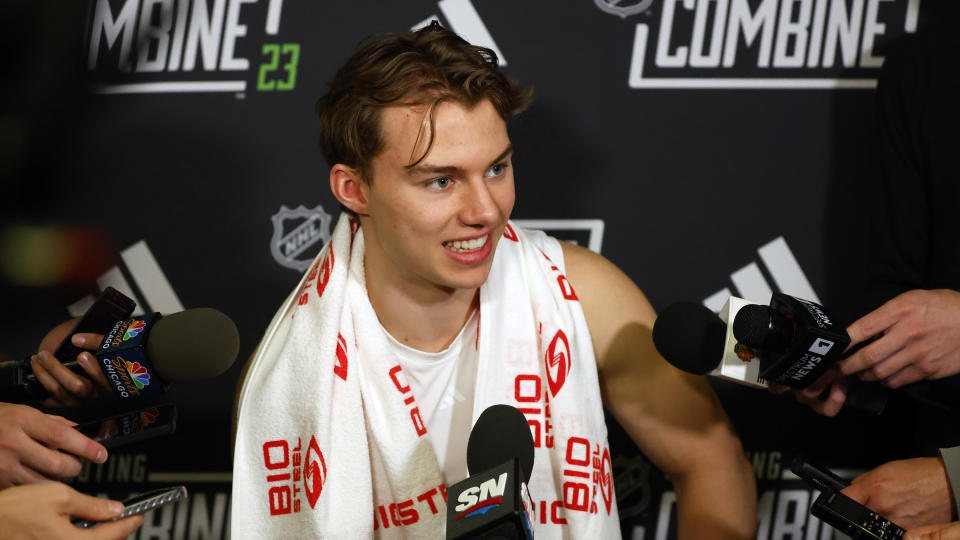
[733, 293, 850, 387]
[733, 293, 888, 414]
[653, 295, 887, 414]
[446, 404, 535, 540]
[1, 308, 239, 403]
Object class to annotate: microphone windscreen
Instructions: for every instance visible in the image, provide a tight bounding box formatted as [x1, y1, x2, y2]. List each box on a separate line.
[466, 404, 534, 481]
[731, 304, 775, 350]
[146, 308, 239, 383]
[652, 302, 725, 375]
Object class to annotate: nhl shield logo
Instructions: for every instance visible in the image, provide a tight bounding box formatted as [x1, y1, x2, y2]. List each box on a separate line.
[594, 0, 654, 18]
[270, 205, 333, 271]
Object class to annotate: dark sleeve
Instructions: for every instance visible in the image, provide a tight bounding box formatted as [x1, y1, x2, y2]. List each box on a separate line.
[940, 446, 960, 517]
[864, 35, 929, 309]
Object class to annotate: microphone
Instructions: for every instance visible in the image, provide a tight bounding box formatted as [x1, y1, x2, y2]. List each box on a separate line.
[652, 297, 767, 389]
[653, 295, 887, 414]
[732, 293, 849, 388]
[732, 293, 888, 414]
[1, 308, 239, 403]
[446, 404, 535, 540]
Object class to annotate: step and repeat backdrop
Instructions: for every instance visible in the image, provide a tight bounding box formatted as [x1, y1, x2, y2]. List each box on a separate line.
[1, 0, 951, 538]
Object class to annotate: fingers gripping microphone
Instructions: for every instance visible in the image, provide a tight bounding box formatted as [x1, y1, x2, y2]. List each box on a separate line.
[732, 293, 850, 388]
[732, 293, 888, 414]
[95, 308, 239, 399]
[446, 404, 536, 540]
[653, 295, 887, 414]
[0, 309, 239, 403]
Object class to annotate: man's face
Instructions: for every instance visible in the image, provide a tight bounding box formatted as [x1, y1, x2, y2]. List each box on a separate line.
[359, 99, 515, 293]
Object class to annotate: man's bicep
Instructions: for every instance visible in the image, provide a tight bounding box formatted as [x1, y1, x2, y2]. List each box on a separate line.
[562, 241, 737, 474]
[601, 325, 734, 474]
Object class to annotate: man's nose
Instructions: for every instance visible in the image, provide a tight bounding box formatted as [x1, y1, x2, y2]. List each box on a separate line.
[459, 178, 500, 226]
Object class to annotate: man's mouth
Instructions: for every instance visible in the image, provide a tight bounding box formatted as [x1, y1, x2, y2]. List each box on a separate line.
[443, 235, 489, 253]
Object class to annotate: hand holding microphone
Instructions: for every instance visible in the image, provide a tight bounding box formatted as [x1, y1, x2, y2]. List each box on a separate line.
[841, 289, 960, 388]
[4, 308, 240, 404]
[652, 293, 888, 415]
[29, 324, 112, 408]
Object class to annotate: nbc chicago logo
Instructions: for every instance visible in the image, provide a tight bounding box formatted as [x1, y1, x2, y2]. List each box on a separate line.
[122, 319, 146, 341]
[124, 360, 152, 389]
[139, 407, 159, 427]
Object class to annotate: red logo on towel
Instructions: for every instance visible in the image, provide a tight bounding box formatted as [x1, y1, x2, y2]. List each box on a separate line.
[304, 436, 326, 509]
[316, 246, 334, 299]
[503, 223, 519, 242]
[545, 329, 571, 397]
[262, 438, 309, 515]
[599, 447, 613, 515]
[334, 333, 348, 381]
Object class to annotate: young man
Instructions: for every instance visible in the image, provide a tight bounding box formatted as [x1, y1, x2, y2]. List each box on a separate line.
[233, 23, 755, 538]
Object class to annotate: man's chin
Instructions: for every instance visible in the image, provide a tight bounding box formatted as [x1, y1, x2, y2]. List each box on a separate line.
[439, 265, 493, 291]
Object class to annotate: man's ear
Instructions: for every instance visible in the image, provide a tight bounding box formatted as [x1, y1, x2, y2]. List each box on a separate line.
[330, 164, 369, 214]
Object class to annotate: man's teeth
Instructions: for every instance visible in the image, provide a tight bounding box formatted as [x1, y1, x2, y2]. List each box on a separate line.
[445, 236, 488, 252]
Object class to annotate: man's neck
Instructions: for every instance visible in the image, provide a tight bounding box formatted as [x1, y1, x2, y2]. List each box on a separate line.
[363, 256, 478, 354]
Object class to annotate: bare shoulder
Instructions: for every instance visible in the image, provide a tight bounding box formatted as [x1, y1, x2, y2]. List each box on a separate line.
[559, 241, 657, 369]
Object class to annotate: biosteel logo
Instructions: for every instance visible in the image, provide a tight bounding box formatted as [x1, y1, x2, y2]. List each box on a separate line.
[303, 436, 326, 509]
[599, 447, 613, 515]
[454, 472, 507, 520]
[545, 329, 572, 397]
[122, 319, 146, 341]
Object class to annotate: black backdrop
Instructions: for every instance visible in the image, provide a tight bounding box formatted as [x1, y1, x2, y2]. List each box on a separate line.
[0, 0, 942, 537]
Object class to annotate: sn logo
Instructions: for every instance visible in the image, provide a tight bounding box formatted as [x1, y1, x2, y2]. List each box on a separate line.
[454, 472, 507, 515]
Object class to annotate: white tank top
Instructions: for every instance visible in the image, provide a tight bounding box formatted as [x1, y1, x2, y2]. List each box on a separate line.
[381, 310, 479, 485]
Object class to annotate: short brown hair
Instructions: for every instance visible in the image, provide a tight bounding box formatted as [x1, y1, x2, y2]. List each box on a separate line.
[315, 22, 531, 183]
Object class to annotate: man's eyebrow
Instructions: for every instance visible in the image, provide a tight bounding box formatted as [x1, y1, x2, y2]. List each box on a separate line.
[406, 144, 514, 176]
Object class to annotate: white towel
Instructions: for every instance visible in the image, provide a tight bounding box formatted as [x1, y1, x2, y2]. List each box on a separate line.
[232, 214, 621, 539]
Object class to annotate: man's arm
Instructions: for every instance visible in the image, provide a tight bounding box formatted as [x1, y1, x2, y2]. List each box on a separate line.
[562, 242, 756, 539]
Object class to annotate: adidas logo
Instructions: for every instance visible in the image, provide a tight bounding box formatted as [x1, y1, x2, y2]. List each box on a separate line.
[412, 0, 507, 66]
[68, 240, 184, 317]
[703, 236, 818, 312]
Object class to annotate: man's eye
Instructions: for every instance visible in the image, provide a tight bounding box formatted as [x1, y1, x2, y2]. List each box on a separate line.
[429, 177, 452, 189]
[487, 163, 509, 177]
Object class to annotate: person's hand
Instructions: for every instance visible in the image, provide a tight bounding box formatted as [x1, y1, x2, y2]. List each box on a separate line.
[768, 366, 848, 417]
[0, 482, 144, 539]
[31, 318, 112, 408]
[906, 521, 960, 540]
[0, 402, 108, 488]
[842, 457, 956, 530]
[842, 289, 960, 388]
